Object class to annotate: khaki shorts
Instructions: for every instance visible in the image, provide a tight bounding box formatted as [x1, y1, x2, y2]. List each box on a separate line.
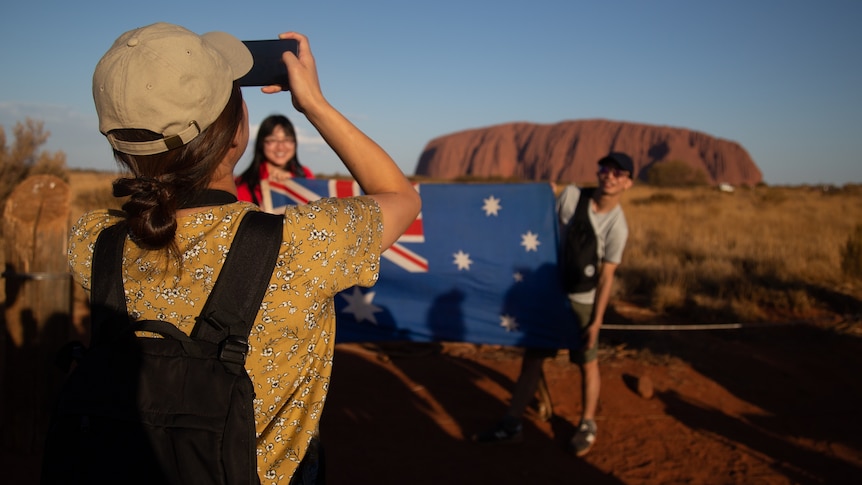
[525, 300, 596, 364]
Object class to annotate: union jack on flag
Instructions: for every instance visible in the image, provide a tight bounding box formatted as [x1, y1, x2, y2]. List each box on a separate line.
[261, 178, 577, 348]
[261, 179, 428, 272]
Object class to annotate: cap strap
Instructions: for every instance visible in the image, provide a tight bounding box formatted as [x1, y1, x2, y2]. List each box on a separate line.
[107, 121, 201, 155]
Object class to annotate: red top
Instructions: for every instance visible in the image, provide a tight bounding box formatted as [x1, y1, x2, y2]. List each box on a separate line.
[236, 163, 314, 204]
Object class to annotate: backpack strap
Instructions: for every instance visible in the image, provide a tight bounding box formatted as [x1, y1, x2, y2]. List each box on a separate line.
[560, 187, 599, 293]
[89, 222, 228, 350]
[90, 222, 133, 348]
[573, 187, 595, 223]
[191, 211, 283, 371]
[89, 211, 283, 369]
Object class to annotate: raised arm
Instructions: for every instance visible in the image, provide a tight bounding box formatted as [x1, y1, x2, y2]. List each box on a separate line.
[261, 31, 421, 250]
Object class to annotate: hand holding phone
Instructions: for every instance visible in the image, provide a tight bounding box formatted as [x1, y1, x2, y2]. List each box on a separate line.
[238, 39, 299, 88]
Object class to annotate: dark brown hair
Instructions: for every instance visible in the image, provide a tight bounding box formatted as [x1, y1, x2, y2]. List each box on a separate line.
[109, 83, 245, 252]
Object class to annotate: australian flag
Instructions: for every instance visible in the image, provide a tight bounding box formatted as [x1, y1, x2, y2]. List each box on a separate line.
[260, 178, 577, 349]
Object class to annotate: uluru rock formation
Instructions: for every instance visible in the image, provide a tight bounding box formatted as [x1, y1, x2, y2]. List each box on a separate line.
[414, 119, 762, 186]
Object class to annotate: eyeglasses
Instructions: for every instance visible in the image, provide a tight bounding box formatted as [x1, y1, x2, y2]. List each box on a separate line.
[598, 165, 630, 178]
[264, 137, 296, 146]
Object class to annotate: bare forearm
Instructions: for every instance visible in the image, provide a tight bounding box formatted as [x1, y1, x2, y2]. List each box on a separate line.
[591, 263, 618, 326]
[277, 32, 421, 249]
[304, 102, 420, 248]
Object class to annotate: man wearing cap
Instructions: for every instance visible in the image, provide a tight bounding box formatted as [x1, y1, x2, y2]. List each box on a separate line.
[473, 152, 634, 457]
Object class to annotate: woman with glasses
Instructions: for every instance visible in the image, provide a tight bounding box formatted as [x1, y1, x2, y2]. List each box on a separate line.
[236, 114, 313, 205]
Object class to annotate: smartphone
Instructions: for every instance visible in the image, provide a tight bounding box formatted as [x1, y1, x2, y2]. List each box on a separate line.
[238, 39, 299, 88]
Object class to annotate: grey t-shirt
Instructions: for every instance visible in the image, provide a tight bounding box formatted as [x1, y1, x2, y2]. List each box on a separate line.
[556, 185, 628, 304]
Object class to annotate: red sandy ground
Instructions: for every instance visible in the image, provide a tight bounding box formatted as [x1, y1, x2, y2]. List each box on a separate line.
[6, 303, 861, 484]
[320, 304, 862, 485]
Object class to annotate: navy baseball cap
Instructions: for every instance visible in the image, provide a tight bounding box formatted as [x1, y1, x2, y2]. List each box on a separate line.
[598, 152, 634, 174]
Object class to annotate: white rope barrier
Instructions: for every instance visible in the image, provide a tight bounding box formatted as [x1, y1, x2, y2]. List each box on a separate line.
[602, 321, 798, 331]
[1, 270, 72, 281]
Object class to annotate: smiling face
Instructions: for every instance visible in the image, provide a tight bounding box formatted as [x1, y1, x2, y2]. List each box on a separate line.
[597, 163, 633, 196]
[262, 125, 297, 170]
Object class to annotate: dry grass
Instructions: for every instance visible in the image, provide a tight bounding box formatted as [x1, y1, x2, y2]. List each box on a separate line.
[620, 184, 862, 322]
[68, 170, 125, 220]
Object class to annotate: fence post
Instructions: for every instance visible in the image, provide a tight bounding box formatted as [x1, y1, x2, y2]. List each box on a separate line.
[1, 174, 71, 454]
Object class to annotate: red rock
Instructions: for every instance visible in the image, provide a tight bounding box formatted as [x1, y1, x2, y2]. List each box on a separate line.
[415, 119, 763, 186]
[637, 374, 655, 400]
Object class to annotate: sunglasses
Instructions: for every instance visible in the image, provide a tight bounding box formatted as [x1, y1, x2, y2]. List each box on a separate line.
[598, 165, 631, 178]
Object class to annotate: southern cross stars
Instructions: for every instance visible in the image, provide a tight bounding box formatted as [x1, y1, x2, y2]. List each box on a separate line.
[452, 250, 473, 270]
[452, 193, 542, 272]
[500, 314, 519, 332]
[340, 287, 383, 324]
[482, 195, 502, 216]
[520, 230, 540, 252]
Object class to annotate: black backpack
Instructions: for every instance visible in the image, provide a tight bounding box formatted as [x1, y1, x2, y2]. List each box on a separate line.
[560, 188, 599, 293]
[42, 211, 283, 485]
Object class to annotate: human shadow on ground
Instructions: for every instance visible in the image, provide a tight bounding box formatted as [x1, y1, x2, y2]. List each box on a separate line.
[322, 346, 623, 485]
[605, 317, 862, 483]
[660, 389, 862, 483]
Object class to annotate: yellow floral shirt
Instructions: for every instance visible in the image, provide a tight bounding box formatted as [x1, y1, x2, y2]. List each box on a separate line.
[68, 197, 382, 483]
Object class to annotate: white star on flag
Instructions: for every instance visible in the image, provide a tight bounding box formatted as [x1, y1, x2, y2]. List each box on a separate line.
[500, 314, 519, 332]
[520, 231, 540, 252]
[453, 250, 473, 270]
[482, 195, 502, 216]
[340, 287, 383, 324]
[513, 272, 524, 282]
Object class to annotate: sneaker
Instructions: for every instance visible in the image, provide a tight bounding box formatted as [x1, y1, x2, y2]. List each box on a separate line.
[472, 417, 523, 444]
[570, 419, 597, 456]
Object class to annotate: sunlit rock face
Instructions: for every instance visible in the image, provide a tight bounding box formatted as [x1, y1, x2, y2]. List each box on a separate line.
[415, 119, 762, 186]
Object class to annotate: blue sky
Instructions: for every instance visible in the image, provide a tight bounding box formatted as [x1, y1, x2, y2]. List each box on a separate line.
[1, 1, 860, 186]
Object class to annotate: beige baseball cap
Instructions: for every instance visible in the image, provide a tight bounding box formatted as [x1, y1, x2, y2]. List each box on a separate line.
[93, 22, 253, 155]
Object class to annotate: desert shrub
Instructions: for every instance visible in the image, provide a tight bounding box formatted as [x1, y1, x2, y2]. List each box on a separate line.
[0, 118, 68, 212]
[631, 192, 677, 206]
[730, 299, 765, 322]
[841, 224, 862, 280]
[839, 184, 862, 196]
[650, 283, 685, 313]
[29, 154, 69, 181]
[646, 160, 709, 187]
[754, 186, 788, 205]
